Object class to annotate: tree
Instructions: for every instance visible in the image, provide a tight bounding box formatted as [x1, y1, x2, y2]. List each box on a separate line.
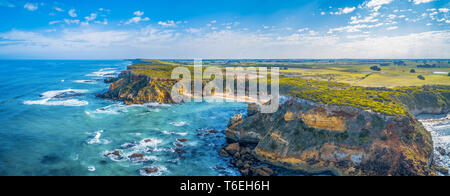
[370, 66, 381, 71]
[418, 75, 425, 80]
[410, 69, 416, 73]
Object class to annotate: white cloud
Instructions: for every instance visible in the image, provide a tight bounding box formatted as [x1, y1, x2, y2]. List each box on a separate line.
[350, 15, 379, 24]
[49, 21, 61, 25]
[321, 12, 326, 15]
[64, 19, 80, 25]
[297, 28, 309, 32]
[386, 26, 398, 30]
[411, 0, 435, 5]
[366, 0, 394, 11]
[0, 28, 448, 59]
[85, 13, 97, 22]
[439, 8, 449, 13]
[158, 20, 176, 27]
[69, 9, 77, 17]
[125, 11, 150, 25]
[54, 7, 64, 12]
[24, 3, 38, 11]
[328, 23, 384, 34]
[331, 7, 356, 15]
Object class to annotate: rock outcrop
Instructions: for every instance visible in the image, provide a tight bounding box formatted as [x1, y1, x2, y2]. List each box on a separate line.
[99, 70, 176, 104]
[225, 99, 436, 176]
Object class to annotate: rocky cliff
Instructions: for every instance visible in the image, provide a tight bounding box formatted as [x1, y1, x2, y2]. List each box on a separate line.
[99, 70, 176, 104]
[225, 99, 436, 176]
[395, 86, 450, 116]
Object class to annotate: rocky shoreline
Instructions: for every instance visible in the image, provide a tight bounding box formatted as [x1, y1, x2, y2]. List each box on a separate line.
[99, 64, 450, 176]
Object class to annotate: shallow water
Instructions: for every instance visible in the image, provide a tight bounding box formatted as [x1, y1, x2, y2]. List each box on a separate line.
[419, 114, 450, 175]
[0, 60, 246, 176]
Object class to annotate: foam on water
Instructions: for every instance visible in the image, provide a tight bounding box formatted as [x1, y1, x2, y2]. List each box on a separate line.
[74, 80, 97, 84]
[162, 130, 188, 136]
[86, 68, 118, 77]
[419, 114, 450, 173]
[24, 89, 89, 107]
[86, 130, 111, 145]
[170, 121, 188, 127]
[24, 98, 89, 107]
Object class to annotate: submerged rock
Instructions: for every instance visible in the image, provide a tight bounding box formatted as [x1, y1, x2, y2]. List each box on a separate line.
[143, 167, 159, 174]
[177, 138, 188, 142]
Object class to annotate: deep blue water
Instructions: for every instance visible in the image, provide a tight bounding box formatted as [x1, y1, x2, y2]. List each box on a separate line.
[0, 60, 247, 176]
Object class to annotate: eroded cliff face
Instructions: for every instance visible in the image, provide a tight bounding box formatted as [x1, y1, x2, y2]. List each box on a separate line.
[225, 99, 436, 176]
[99, 71, 176, 104]
[395, 86, 450, 116]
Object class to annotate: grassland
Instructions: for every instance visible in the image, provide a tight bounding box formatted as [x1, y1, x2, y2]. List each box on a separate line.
[125, 59, 450, 116]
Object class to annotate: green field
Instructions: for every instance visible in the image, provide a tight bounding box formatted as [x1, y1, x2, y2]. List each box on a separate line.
[127, 59, 450, 117]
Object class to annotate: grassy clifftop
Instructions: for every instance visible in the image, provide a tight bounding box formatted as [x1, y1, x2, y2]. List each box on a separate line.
[110, 59, 450, 117]
[280, 77, 450, 117]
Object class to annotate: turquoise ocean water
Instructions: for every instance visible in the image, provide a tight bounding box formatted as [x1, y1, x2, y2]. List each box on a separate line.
[0, 60, 247, 176]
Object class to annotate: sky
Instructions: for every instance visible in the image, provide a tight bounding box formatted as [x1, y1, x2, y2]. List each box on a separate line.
[0, 0, 448, 59]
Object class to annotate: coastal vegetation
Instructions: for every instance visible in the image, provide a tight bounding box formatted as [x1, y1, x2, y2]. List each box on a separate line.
[104, 59, 450, 117]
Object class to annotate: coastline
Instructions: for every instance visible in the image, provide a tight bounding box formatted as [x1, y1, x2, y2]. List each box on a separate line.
[97, 60, 449, 176]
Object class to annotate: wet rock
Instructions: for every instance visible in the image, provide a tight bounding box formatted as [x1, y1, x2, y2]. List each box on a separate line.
[247, 103, 259, 116]
[53, 91, 82, 99]
[144, 139, 152, 143]
[208, 130, 218, 134]
[216, 166, 225, 170]
[177, 138, 188, 142]
[260, 166, 274, 175]
[130, 153, 144, 159]
[437, 147, 447, 156]
[240, 168, 250, 176]
[225, 143, 240, 155]
[233, 152, 241, 159]
[113, 150, 121, 156]
[251, 167, 271, 176]
[104, 77, 119, 84]
[240, 147, 252, 155]
[236, 160, 244, 168]
[243, 162, 251, 169]
[143, 167, 159, 174]
[434, 166, 449, 175]
[174, 143, 184, 147]
[228, 114, 242, 127]
[219, 149, 230, 157]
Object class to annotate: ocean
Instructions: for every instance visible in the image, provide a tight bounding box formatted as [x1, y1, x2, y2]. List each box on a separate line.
[0, 60, 247, 176]
[0, 60, 448, 176]
[419, 114, 450, 174]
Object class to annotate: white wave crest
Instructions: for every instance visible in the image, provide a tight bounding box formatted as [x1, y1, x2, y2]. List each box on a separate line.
[24, 98, 88, 106]
[87, 130, 111, 145]
[40, 89, 88, 99]
[169, 121, 188, 127]
[86, 68, 118, 77]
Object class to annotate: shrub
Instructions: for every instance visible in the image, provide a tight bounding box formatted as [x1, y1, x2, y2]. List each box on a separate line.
[370, 66, 381, 71]
[410, 69, 416, 73]
[417, 75, 425, 80]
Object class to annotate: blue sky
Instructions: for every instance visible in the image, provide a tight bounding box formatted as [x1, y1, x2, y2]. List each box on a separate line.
[0, 0, 448, 59]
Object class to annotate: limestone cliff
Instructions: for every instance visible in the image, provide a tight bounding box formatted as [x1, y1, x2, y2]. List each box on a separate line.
[99, 70, 176, 104]
[225, 99, 436, 176]
[395, 86, 450, 116]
